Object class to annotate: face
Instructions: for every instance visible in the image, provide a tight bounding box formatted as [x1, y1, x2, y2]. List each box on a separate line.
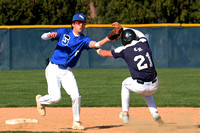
[72, 21, 86, 35]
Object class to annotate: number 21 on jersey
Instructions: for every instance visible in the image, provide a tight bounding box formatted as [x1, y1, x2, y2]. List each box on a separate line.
[134, 52, 153, 70]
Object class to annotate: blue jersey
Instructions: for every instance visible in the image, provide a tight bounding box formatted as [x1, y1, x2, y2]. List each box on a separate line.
[111, 38, 157, 81]
[50, 28, 92, 68]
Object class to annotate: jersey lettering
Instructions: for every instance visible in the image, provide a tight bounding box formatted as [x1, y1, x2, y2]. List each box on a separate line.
[61, 34, 70, 46]
[134, 52, 153, 70]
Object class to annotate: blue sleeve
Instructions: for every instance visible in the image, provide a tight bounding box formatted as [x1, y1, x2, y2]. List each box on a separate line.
[84, 36, 93, 50]
[50, 28, 70, 41]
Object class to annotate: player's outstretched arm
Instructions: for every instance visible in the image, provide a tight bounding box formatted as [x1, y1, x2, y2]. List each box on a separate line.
[41, 32, 58, 40]
[89, 37, 111, 49]
[95, 49, 113, 57]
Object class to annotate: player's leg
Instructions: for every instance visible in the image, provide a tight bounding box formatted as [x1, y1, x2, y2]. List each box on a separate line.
[143, 95, 164, 124]
[61, 68, 85, 130]
[61, 68, 81, 122]
[121, 77, 143, 110]
[120, 77, 132, 123]
[71, 96, 85, 130]
[142, 78, 161, 119]
[36, 63, 62, 116]
[143, 95, 158, 115]
[143, 80, 163, 123]
[38, 63, 62, 104]
[121, 80, 131, 113]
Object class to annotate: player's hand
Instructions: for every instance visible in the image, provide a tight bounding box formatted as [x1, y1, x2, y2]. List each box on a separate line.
[48, 32, 58, 38]
[106, 36, 111, 42]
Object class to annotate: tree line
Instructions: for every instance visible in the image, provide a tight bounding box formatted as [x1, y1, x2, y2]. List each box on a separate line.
[0, 0, 199, 25]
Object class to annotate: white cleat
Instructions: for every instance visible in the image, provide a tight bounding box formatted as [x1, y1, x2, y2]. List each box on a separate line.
[119, 112, 129, 124]
[36, 94, 46, 116]
[153, 113, 164, 125]
[153, 113, 161, 120]
[72, 121, 85, 130]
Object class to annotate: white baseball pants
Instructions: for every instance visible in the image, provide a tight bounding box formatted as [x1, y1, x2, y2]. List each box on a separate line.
[121, 77, 159, 115]
[38, 62, 81, 122]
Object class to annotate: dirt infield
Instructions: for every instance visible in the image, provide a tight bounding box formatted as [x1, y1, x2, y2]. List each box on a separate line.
[0, 107, 199, 133]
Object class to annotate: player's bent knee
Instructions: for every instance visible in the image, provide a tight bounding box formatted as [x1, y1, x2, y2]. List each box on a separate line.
[141, 89, 157, 96]
[71, 94, 81, 100]
[50, 97, 61, 104]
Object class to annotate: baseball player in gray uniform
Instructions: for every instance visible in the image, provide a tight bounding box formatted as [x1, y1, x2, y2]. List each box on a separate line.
[96, 22, 163, 124]
[36, 13, 111, 130]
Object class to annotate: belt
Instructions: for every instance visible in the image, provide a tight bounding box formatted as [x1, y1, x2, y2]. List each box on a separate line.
[51, 62, 70, 69]
[136, 78, 157, 84]
[58, 64, 69, 69]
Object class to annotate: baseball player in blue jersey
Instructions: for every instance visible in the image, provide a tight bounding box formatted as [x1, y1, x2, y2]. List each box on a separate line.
[36, 13, 111, 130]
[96, 22, 163, 124]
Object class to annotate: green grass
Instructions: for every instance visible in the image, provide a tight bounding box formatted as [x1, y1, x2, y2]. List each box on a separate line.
[0, 68, 199, 107]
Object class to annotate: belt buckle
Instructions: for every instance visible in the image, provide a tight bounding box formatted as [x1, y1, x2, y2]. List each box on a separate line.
[137, 79, 144, 84]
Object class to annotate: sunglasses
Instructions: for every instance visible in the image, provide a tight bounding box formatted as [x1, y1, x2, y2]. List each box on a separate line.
[75, 21, 86, 26]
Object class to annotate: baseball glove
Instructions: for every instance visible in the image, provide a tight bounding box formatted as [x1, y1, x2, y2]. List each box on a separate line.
[107, 27, 123, 42]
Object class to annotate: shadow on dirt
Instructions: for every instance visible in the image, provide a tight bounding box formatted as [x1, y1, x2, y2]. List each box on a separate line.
[85, 124, 123, 130]
[61, 124, 123, 130]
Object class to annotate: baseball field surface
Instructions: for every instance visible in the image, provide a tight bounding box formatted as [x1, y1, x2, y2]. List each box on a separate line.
[0, 69, 199, 133]
[0, 107, 199, 133]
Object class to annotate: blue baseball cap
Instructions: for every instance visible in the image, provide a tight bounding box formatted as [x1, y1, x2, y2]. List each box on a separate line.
[72, 13, 86, 22]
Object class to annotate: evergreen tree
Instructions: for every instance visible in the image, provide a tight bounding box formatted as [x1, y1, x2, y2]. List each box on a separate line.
[0, 0, 199, 25]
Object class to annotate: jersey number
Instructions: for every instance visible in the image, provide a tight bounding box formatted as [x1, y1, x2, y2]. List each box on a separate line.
[134, 52, 153, 70]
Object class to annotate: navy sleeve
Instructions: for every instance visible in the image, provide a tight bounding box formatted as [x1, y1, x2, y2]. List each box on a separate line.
[111, 46, 125, 58]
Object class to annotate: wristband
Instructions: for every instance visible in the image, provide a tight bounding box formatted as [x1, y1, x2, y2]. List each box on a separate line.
[95, 49, 101, 54]
[41, 32, 51, 40]
[94, 42, 101, 48]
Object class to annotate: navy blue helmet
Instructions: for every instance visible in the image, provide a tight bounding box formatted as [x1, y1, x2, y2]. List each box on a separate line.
[121, 29, 136, 46]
